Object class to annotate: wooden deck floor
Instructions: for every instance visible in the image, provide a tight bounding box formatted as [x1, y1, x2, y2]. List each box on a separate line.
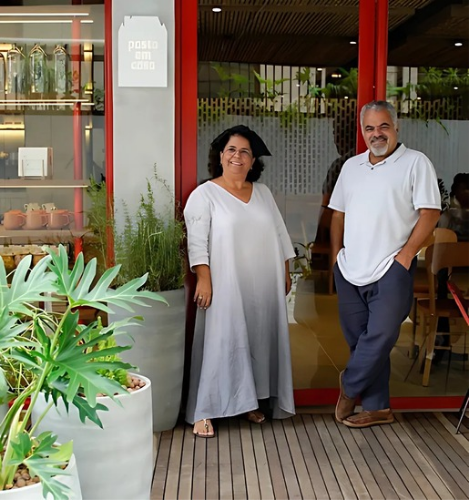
[151, 412, 469, 500]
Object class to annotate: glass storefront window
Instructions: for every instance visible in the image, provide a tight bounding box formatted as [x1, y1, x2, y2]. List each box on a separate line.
[0, 2, 104, 246]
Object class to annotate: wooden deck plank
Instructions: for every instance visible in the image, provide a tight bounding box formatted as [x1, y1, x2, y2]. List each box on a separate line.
[293, 415, 329, 500]
[272, 419, 302, 499]
[177, 426, 195, 500]
[415, 413, 469, 480]
[323, 416, 372, 500]
[205, 427, 219, 500]
[347, 424, 396, 499]
[443, 412, 469, 437]
[282, 417, 316, 499]
[192, 430, 207, 500]
[239, 420, 261, 499]
[250, 424, 274, 499]
[262, 421, 289, 499]
[150, 430, 172, 500]
[424, 412, 469, 460]
[218, 419, 233, 500]
[399, 414, 468, 499]
[152, 412, 469, 500]
[229, 418, 247, 500]
[434, 412, 469, 452]
[371, 426, 425, 499]
[390, 416, 453, 500]
[335, 422, 384, 500]
[162, 426, 184, 500]
[312, 415, 358, 499]
[303, 414, 343, 500]
[360, 427, 412, 499]
[381, 424, 439, 499]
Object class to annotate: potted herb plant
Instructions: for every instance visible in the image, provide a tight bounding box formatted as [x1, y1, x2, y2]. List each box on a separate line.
[111, 168, 186, 432]
[85, 167, 187, 432]
[0, 245, 164, 499]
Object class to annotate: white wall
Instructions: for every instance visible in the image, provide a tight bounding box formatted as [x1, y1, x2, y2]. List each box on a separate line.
[112, 0, 175, 220]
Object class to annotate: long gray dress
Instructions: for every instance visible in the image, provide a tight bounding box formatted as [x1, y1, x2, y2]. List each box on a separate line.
[184, 181, 295, 424]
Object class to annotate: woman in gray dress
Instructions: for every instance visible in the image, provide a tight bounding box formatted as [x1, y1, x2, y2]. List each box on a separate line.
[184, 125, 295, 438]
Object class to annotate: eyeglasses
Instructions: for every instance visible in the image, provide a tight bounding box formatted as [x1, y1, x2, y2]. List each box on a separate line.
[223, 146, 253, 158]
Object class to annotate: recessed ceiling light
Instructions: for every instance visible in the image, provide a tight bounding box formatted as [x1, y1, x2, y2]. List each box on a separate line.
[344, 96, 349, 99]
[454, 86, 459, 90]
[317, 68, 323, 71]
[350, 41, 357, 45]
[454, 42, 463, 47]
[212, 7, 222, 13]
[331, 73, 341, 78]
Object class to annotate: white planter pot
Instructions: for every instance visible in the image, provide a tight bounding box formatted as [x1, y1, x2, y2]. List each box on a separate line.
[31, 374, 153, 500]
[0, 454, 81, 500]
[110, 288, 186, 432]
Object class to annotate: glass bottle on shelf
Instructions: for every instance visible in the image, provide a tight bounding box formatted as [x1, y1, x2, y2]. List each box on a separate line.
[0, 52, 5, 93]
[6, 45, 25, 95]
[29, 43, 48, 94]
[53, 45, 68, 95]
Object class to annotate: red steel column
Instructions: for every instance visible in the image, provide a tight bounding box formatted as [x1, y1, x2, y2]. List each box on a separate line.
[175, 0, 198, 207]
[72, 16, 83, 257]
[356, 0, 389, 153]
[104, 0, 114, 266]
[175, 0, 198, 406]
[375, 0, 389, 100]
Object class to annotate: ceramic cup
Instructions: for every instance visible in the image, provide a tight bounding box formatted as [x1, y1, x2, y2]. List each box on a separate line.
[47, 210, 74, 229]
[42, 203, 57, 212]
[24, 202, 42, 212]
[3, 210, 26, 230]
[23, 210, 48, 230]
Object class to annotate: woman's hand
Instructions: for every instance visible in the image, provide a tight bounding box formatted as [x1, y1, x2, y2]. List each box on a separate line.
[193, 265, 212, 309]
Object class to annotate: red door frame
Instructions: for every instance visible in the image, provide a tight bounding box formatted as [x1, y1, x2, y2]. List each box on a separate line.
[104, 0, 464, 411]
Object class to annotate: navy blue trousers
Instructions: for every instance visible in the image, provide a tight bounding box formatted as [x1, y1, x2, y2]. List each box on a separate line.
[333, 258, 417, 410]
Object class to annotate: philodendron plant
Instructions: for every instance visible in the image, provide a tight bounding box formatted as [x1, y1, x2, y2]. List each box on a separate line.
[0, 245, 165, 498]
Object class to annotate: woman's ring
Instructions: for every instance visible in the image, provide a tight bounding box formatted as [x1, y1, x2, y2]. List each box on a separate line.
[198, 296, 203, 299]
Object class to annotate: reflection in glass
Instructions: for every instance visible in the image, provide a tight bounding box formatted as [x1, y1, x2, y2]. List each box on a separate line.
[0, 52, 5, 93]
[54, 45, 68, 95]
[29, 44, 48, 94]
[6, 45, 25, 94]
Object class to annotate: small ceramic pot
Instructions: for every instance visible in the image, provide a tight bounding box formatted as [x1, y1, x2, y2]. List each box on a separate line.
[47, 210, 74, 229]
[3, 210, 26, 230]
[23, 210, 48, 230]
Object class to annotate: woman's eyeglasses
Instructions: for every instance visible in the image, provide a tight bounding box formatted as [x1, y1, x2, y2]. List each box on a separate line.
[223, 146, 253, 159]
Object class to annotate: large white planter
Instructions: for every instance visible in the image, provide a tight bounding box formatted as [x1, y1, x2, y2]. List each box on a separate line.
[31, 375, 153, 500]
[0, 454, 81, 500]
[111, 288, 186, 432]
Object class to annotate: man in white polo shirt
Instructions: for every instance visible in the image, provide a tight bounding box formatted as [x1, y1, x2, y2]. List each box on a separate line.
[330, 100, 441, 428]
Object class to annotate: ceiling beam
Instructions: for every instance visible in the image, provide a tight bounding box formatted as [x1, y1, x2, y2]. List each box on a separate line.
[199, 3, 415, 16]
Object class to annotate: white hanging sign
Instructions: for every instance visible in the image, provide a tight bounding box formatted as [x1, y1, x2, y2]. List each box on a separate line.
[118, 16, 167, 88]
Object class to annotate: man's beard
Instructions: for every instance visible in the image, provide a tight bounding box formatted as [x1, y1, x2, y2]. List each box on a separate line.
[370, 139, 389, 157]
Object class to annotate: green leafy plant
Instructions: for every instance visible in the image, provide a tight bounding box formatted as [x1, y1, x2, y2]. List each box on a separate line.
[114, 167, 186, 292]
[0, 245, 165, 497]
[293, 241, 314, 279]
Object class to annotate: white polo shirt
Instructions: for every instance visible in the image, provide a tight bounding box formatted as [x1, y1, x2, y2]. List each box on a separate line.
[329, 144, 441, 286]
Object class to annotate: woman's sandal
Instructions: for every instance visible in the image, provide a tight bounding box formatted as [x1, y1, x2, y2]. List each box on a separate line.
[193, 418, 215, 438]
[245, 410, 266, 424]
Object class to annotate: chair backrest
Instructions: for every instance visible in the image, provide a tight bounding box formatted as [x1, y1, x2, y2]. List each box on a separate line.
[433, 227, 458, 244]
[424, 242, 469, 314]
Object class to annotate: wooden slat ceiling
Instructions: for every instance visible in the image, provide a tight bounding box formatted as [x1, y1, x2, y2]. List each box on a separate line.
[198, 0, 469, 68]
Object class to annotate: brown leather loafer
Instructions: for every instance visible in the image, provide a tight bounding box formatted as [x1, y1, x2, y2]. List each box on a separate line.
[343, 408, 394, 428]
[335, 370, 356, 423]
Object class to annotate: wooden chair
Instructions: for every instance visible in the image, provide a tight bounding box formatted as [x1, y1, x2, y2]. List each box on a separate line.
[415, 242, 469, 386]
[409, 228, 458, 357]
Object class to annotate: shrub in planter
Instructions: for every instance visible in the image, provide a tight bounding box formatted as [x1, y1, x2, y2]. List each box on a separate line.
[0, 245, 164, 498]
